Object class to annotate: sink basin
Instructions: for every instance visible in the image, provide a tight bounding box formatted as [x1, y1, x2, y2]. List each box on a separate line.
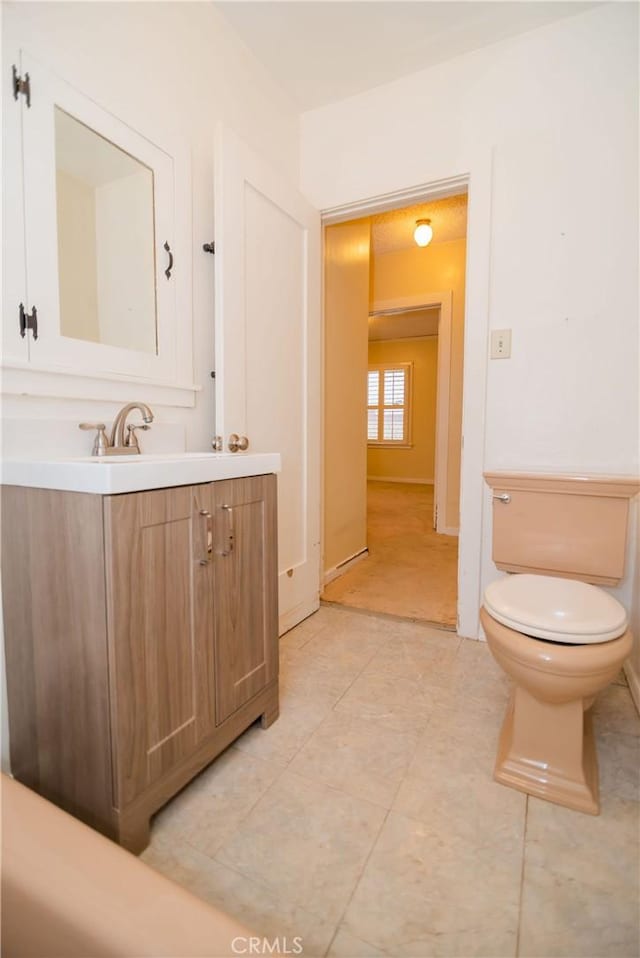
[1, 452, 281, 495]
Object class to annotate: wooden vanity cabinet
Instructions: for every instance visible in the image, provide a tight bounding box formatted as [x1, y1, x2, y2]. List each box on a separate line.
[2, 474, 278, 853]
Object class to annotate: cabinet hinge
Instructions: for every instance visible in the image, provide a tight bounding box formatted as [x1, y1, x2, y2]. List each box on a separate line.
[202, 242, 215, 254]
[12, 65, 31, 108]
[19, 303, 38, 340]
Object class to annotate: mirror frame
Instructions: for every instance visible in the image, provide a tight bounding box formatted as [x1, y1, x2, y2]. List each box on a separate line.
[2, 49, 196, 406]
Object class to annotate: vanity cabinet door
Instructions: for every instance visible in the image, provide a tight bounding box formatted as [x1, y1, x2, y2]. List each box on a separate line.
[104, 484, 215, 806]
[211, 475, 279, 725]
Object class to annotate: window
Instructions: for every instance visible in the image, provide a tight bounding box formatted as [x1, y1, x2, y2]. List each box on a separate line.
[367, 363, 412, 445]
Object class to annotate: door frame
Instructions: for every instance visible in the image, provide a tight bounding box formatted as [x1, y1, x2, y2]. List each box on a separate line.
[320, 156, 492, 641]
[369, 291, 455, 536]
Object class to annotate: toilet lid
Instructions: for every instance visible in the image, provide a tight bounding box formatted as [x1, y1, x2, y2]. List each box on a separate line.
[484, 574, 628, 644]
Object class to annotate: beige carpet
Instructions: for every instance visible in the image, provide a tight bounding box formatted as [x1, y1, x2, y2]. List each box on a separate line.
[322, 481, 458, 627]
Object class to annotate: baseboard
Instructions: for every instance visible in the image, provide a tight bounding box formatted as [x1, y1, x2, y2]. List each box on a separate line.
[439, 525, 460, 537]
[367, 476, 434, 485]
[624, 660, 640, 717]
[323, 548, 369, 586]
[279, 595, 320, 637]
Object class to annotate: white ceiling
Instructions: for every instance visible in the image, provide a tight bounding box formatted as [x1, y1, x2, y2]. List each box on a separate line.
[215, 2, 598, 111]
[369, 307, 440, 341]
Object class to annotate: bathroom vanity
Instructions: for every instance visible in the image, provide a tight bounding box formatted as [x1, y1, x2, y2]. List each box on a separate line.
[2, 454, 280, 852]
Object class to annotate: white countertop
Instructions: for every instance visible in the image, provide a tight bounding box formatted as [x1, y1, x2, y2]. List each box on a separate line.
[1, 452, 281, 495]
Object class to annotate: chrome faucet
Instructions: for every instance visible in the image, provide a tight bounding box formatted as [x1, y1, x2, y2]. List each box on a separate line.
[79, 402, 154, 456]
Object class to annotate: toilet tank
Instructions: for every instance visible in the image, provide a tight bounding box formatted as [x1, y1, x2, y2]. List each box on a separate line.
[484, 473, 640, 586]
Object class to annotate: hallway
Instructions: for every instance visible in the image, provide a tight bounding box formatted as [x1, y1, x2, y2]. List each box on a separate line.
[322, 481, 458, 627]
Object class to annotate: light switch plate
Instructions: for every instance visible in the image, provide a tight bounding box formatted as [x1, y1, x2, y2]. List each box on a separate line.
[490, 329, 512, 359]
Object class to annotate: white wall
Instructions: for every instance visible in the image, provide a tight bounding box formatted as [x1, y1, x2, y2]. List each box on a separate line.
[302, 4, 639, 633]
[2, 0, 300, 451]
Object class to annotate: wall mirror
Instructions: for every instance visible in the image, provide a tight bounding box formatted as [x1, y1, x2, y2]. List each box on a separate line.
[55, 108, 158, 354]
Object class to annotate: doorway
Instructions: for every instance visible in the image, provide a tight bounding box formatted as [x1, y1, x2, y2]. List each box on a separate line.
[322, 193, 468, 629]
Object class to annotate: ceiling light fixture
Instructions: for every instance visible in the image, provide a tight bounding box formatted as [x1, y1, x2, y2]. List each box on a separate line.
[414, 218, 433, 248]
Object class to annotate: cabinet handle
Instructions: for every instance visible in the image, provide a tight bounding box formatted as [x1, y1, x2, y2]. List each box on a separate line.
[220, 504, 234, 556]
[164, 241, 174, 280]
[199, 509, 212, 565]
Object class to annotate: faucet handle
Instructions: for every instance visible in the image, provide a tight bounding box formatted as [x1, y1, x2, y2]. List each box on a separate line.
[125, 422, 150, 452]
[79, 423, 109, 456]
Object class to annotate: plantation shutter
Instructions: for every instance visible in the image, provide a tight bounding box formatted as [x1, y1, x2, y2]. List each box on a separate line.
[367, 364, 411, 444]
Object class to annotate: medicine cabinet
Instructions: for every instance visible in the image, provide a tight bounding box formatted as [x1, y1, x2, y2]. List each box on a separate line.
[4, 51, 194, 403]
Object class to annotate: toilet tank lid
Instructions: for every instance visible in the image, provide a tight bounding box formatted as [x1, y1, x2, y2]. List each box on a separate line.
[484, 575, 628, 643]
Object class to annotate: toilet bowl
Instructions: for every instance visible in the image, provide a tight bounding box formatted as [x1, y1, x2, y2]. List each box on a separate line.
[481, 575, 631, 814]
[482, 472, 640, 815]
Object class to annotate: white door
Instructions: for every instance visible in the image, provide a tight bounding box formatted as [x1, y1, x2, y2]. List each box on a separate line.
[214, 127, 321, 634]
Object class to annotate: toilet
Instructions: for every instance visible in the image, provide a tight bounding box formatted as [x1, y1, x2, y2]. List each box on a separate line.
[481, 472, 639, 815]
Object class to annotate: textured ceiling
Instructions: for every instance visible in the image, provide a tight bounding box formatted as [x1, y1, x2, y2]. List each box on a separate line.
[215, 2, 598, 110]
[369, 307, 440, 342]
[371, 193, 468, 256]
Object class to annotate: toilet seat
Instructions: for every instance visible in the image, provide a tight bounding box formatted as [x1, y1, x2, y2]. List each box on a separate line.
[484, 574, 628, 645]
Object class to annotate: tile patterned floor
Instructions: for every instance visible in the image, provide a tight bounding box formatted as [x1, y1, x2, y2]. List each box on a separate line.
[142, 605, 640, 958]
